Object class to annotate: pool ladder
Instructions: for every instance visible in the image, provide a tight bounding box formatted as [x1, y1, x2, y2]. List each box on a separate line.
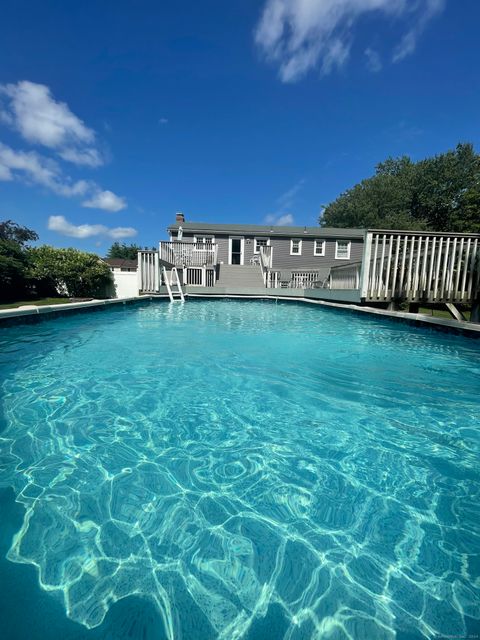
[162, 266, 185, 303]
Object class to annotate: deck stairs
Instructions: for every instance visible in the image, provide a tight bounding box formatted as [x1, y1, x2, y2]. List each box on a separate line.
[162, 266, 185, 302]
[216, 265, 265, 288]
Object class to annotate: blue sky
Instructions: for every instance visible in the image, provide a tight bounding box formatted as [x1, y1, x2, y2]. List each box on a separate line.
[0, 0, 479, 253]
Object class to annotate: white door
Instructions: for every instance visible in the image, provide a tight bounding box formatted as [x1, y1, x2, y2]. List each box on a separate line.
[229, 237, 244, 265]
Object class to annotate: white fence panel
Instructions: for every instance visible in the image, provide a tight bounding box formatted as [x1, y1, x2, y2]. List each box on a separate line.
[361, 231, 480, 303]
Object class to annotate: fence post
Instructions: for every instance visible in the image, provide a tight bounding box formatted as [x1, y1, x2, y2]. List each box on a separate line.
[359, 231, 373, 299]
[137, 251, 142, 293]
[154, 251, 160, 291]
[471, 250, 480, 323]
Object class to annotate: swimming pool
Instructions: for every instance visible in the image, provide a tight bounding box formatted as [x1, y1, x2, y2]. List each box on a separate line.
[0, 299, 479, 639]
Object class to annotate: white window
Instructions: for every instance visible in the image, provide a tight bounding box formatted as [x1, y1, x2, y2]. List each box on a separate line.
[290, 239, 302, 255]
[254, 237, 270, 253]
[314, 239, 325, 256]
[194, 235, 215, 245]
[335, 240, 351, 260]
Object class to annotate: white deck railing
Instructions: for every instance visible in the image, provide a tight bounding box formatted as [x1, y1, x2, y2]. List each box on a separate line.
[138, 250, 160, 292]
[160, 242, 218, 267]
[361, 231, 480, 303]
[290, 272, 323, 288]
[329, 262, 361, 290]
[267, 271, 323, 289]
[259, 246, 273, 286]
[183, 267, 216, 287]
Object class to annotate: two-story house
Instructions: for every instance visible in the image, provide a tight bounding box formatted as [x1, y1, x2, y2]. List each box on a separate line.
[165, 213, 364, 288]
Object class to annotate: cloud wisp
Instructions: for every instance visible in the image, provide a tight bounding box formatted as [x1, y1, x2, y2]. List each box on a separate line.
[0, 142, 89, 197]
[276, 178, 306, 211]
[265, 213, 295, 226]
[48, 215, 137, 239]
[0, 81, 103, 167]
[393, 0, 445, 62]
[264, 178, 306, 226]
[254, 0, 446, 82]
[365, 47, 382, 73]
[0, 141, 127, 211]
[0, 81, 128, 212]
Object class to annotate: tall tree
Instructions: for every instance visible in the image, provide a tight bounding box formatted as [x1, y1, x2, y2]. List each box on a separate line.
[106, 242, 142, 260]
[321, 143, 480, 232]
[0, 220, 38, 301]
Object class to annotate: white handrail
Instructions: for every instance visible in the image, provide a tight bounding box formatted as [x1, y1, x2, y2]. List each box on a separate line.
[361, 231, 480, 303]
[160, 242, 218, 267]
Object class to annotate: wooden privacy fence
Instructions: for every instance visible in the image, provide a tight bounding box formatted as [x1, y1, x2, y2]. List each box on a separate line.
[360, 231, 480, 303]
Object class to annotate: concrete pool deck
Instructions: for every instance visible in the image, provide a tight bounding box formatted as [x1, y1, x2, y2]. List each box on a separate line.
[0, 293, 479, 337]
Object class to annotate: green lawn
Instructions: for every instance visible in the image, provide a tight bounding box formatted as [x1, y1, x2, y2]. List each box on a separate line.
[418, 306, 471, 321]
[0, 298, 71, 310]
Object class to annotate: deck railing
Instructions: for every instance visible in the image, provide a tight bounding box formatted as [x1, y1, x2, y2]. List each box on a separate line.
[183, 267, 216, 287]
[361, 231, 480, 303]
[160, 242, 218, 267]
[138, 250, 160, 292]
[267, 271, 323, 289]
[290, 272, 323, 288]
[328, 262, 361, 290]
[259, 246, 273, 286]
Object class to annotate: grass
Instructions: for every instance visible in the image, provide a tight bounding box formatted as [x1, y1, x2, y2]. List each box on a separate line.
[418, 306, 471, 321]
[0, 298, 71, 310]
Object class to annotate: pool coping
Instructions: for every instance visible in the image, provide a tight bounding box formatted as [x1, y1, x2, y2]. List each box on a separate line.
[0, 296, 162, 322]
[1, 293, 479, 337]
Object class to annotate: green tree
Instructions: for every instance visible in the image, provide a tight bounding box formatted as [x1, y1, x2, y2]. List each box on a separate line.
[106, 242, 142, 260]
[0, 220, 38, 301]
[321, 143, 480, 232]
[29, 246, 113, 298]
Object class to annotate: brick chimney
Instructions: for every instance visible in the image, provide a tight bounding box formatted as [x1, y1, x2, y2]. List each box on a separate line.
[176, 212, 185, 223]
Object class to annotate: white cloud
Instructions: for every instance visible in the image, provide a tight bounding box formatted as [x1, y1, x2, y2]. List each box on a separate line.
[0, 141, 89, 196]
[277, 178, 306, 210]
[264, 213, 295, 226]
[48, 215, 137, 239]
[365, 47, 382, 72]
[159, 117, 168, 125]
[393, 0, 445, 62]
[0, 141, 126, 208]
[59, 147, 103, 168]
[82, 190, 127, 212]
[0, 81, 104, 167]
[255, 0, 445, 82]
[276, 213, 295, 226]
[264, 179, 305, 226]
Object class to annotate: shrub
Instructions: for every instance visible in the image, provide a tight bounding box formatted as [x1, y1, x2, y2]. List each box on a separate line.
[29, 246, 113, 298]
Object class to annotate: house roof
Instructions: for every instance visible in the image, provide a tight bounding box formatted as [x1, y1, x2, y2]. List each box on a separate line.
[103, 258, 138, 268]
[167, 221, 365, 239]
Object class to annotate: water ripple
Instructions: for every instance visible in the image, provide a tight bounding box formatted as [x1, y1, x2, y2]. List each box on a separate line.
[0, 300, 479, 639]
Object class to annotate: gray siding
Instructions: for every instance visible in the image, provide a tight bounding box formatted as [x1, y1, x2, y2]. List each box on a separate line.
[179, 232, 364, 270]
[269, 237, 364, 270]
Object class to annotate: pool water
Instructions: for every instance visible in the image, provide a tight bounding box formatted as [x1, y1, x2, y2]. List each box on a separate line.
[0, 299, 479, 640]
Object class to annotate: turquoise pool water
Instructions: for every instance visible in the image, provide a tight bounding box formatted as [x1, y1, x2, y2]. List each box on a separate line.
[0, 299, 479, 640]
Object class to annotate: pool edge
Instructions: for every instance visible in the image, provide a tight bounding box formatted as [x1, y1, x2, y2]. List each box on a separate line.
[1, 293, 479, 338]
